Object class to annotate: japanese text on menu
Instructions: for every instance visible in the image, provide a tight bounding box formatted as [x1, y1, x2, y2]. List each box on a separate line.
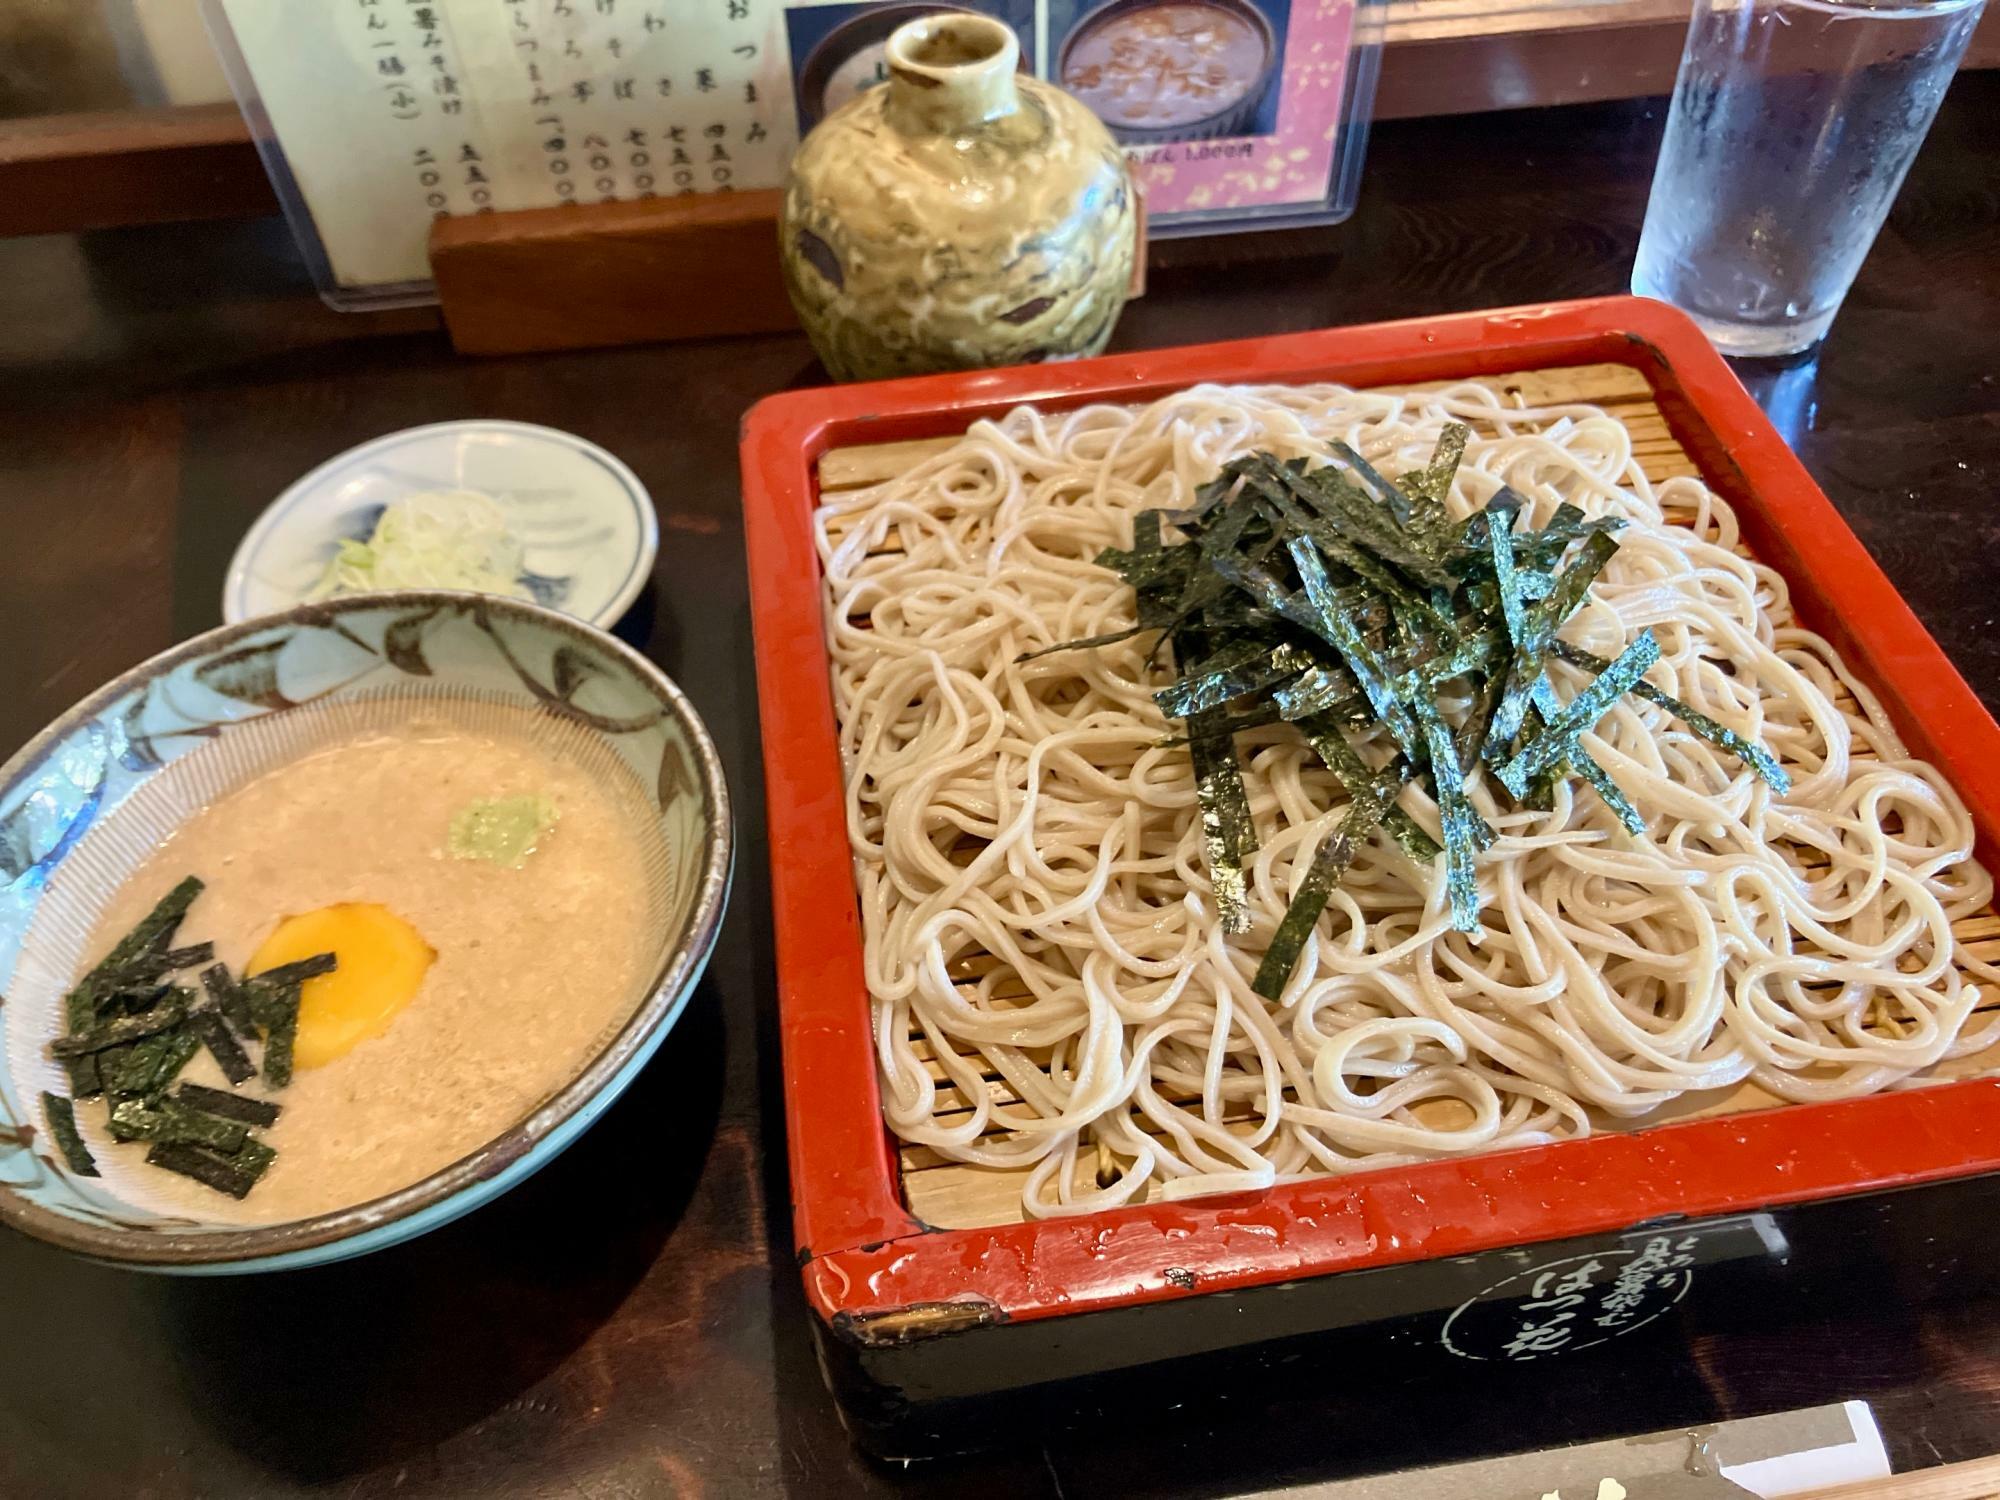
[218, 0, 794, 290]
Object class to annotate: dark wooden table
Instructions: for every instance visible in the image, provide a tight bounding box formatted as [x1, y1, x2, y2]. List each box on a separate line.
[2, 81, 1997, 1498]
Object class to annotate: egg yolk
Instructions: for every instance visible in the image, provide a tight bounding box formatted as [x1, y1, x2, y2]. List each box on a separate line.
[248, 904, 435, 1070]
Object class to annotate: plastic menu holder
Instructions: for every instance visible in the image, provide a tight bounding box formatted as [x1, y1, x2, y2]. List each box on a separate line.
[202, 0, 1381, 313]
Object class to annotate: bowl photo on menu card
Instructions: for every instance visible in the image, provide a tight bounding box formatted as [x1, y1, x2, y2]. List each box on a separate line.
[787, 0, 1038, 130]
[1056, 0, 1282, 145]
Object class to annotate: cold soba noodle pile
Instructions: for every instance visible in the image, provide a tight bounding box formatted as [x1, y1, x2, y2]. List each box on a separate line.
[816, 381, 2000, 1217]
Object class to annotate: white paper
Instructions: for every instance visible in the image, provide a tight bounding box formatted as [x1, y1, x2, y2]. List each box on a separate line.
[217, 0, 798, 288]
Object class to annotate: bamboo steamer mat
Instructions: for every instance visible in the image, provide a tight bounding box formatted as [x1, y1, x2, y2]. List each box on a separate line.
[813, 361, 2000, 1232]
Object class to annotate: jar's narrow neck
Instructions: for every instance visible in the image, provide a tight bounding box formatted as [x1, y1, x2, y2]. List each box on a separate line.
[883, 15, 1022, 134]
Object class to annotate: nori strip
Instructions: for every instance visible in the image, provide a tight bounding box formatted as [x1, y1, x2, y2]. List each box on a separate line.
[1250, 764, 1406, 1000]
[1325, 441, 1420, 529]
[1570, 747, 1647, 835]
[94, 1043, 136, 1096]
[259, 981, 302, 1088]
[1155, 469, 1242, 527]
[63, 1055, 103, 1100]
[188, 1006, 256, 1086]
[174, 1083, 281, 1127]
[1273, 665, 1360, 723]
[61, 874, 203, 1031]
[1487, 496, 1530, 643]
[105, 1100, 169, 1142]
[201, 964, 260, 1040]
[1160, 484, 1270, 622]
[1551, 640, 1790, 792]
[1286, 460, 1456, 590]
[1414, 697, 1484, 932]
[40, 1092, 98, 1177]
[106, 1024, 200, 1100]
[48, 994, 191, 1057]
[249, 952, 337, 988]
[1405, 423, 1469, 521]
[1285, 536, 1421, 755]
[108, 1097, 249, 1153]
[1451, 502, 1623, 574]
[99, 945, 207, 992]
[1389, 626, 1507, 698]
[145, 1139, 273, 1200]
[1015, 625, 1154, 663]
[1485, 530, 1622, 757]
[1153, 642, 1316, 719]
[1453, 669, 1508, 771]
[106, 983, 173, 1018]
[1497, 630, 1663, 796]
[1246, 469, 1448, 631]
[1297, 713, 1441, 862]
[1187, 709, 1256, 934]
[1256, 455, 1453, 587]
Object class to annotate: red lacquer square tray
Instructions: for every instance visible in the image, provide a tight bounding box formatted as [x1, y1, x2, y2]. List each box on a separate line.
[739, 297, 2000, 1379]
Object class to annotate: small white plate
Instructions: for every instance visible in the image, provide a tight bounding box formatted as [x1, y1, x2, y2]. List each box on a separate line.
[223, 420, 659, 627]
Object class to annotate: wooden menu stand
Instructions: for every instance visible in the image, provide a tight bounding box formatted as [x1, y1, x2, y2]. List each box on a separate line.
[431, 184, 1147, 357]
[430, 189, 798, 356]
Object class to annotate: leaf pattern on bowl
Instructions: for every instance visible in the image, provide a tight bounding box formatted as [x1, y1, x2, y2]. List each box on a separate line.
[553, 644, 606, 701]
[472, 601, 664, 735]
[383, 606, 442, 677]
[193, 638, 300, 711]
[658, 737, 695, 813]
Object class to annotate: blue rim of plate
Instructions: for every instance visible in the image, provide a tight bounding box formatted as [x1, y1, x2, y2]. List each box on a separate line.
[221, 420, 660, 629]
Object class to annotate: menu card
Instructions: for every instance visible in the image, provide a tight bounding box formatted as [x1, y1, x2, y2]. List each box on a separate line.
[208, 0, 1365, 302]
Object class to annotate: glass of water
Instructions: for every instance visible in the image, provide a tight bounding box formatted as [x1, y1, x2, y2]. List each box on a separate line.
[1632, 0, 1985, 357]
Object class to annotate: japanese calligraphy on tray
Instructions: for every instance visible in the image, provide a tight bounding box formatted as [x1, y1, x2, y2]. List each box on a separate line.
[208, 0, 1361, 304]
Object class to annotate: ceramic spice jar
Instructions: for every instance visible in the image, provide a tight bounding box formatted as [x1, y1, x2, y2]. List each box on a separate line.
[779, 14, 1138, 382]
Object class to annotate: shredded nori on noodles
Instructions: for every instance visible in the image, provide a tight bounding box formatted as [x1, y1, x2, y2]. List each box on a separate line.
[1551, 639, 1791, 792]
[1018, 423, 1786, 999]
[1252, 760, 1406, 999]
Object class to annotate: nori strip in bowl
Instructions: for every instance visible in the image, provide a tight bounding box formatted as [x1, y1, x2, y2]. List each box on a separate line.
[48, 994, 192, 1058]
[200, 963, 260, 1040]
[188, 1006, 257, 1086]
[258, 982, 303, 1088]
[111, 1097, 250, 1153]
[60, 875, 203, 1031]
[173, 1083, 281, 1128]
[249, 952, 337, 988]
[145, 1140, 275, 1201]
[131, 1025, 202, 1099]
[40, 1092, 98, 1177]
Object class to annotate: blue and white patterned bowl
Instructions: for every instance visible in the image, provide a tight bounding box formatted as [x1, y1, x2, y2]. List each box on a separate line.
[222, 421, 660, 628]
[0, 593, 730, 1274]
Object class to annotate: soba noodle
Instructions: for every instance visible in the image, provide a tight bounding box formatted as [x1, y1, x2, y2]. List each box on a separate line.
[815, 381, 2000, 1218]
